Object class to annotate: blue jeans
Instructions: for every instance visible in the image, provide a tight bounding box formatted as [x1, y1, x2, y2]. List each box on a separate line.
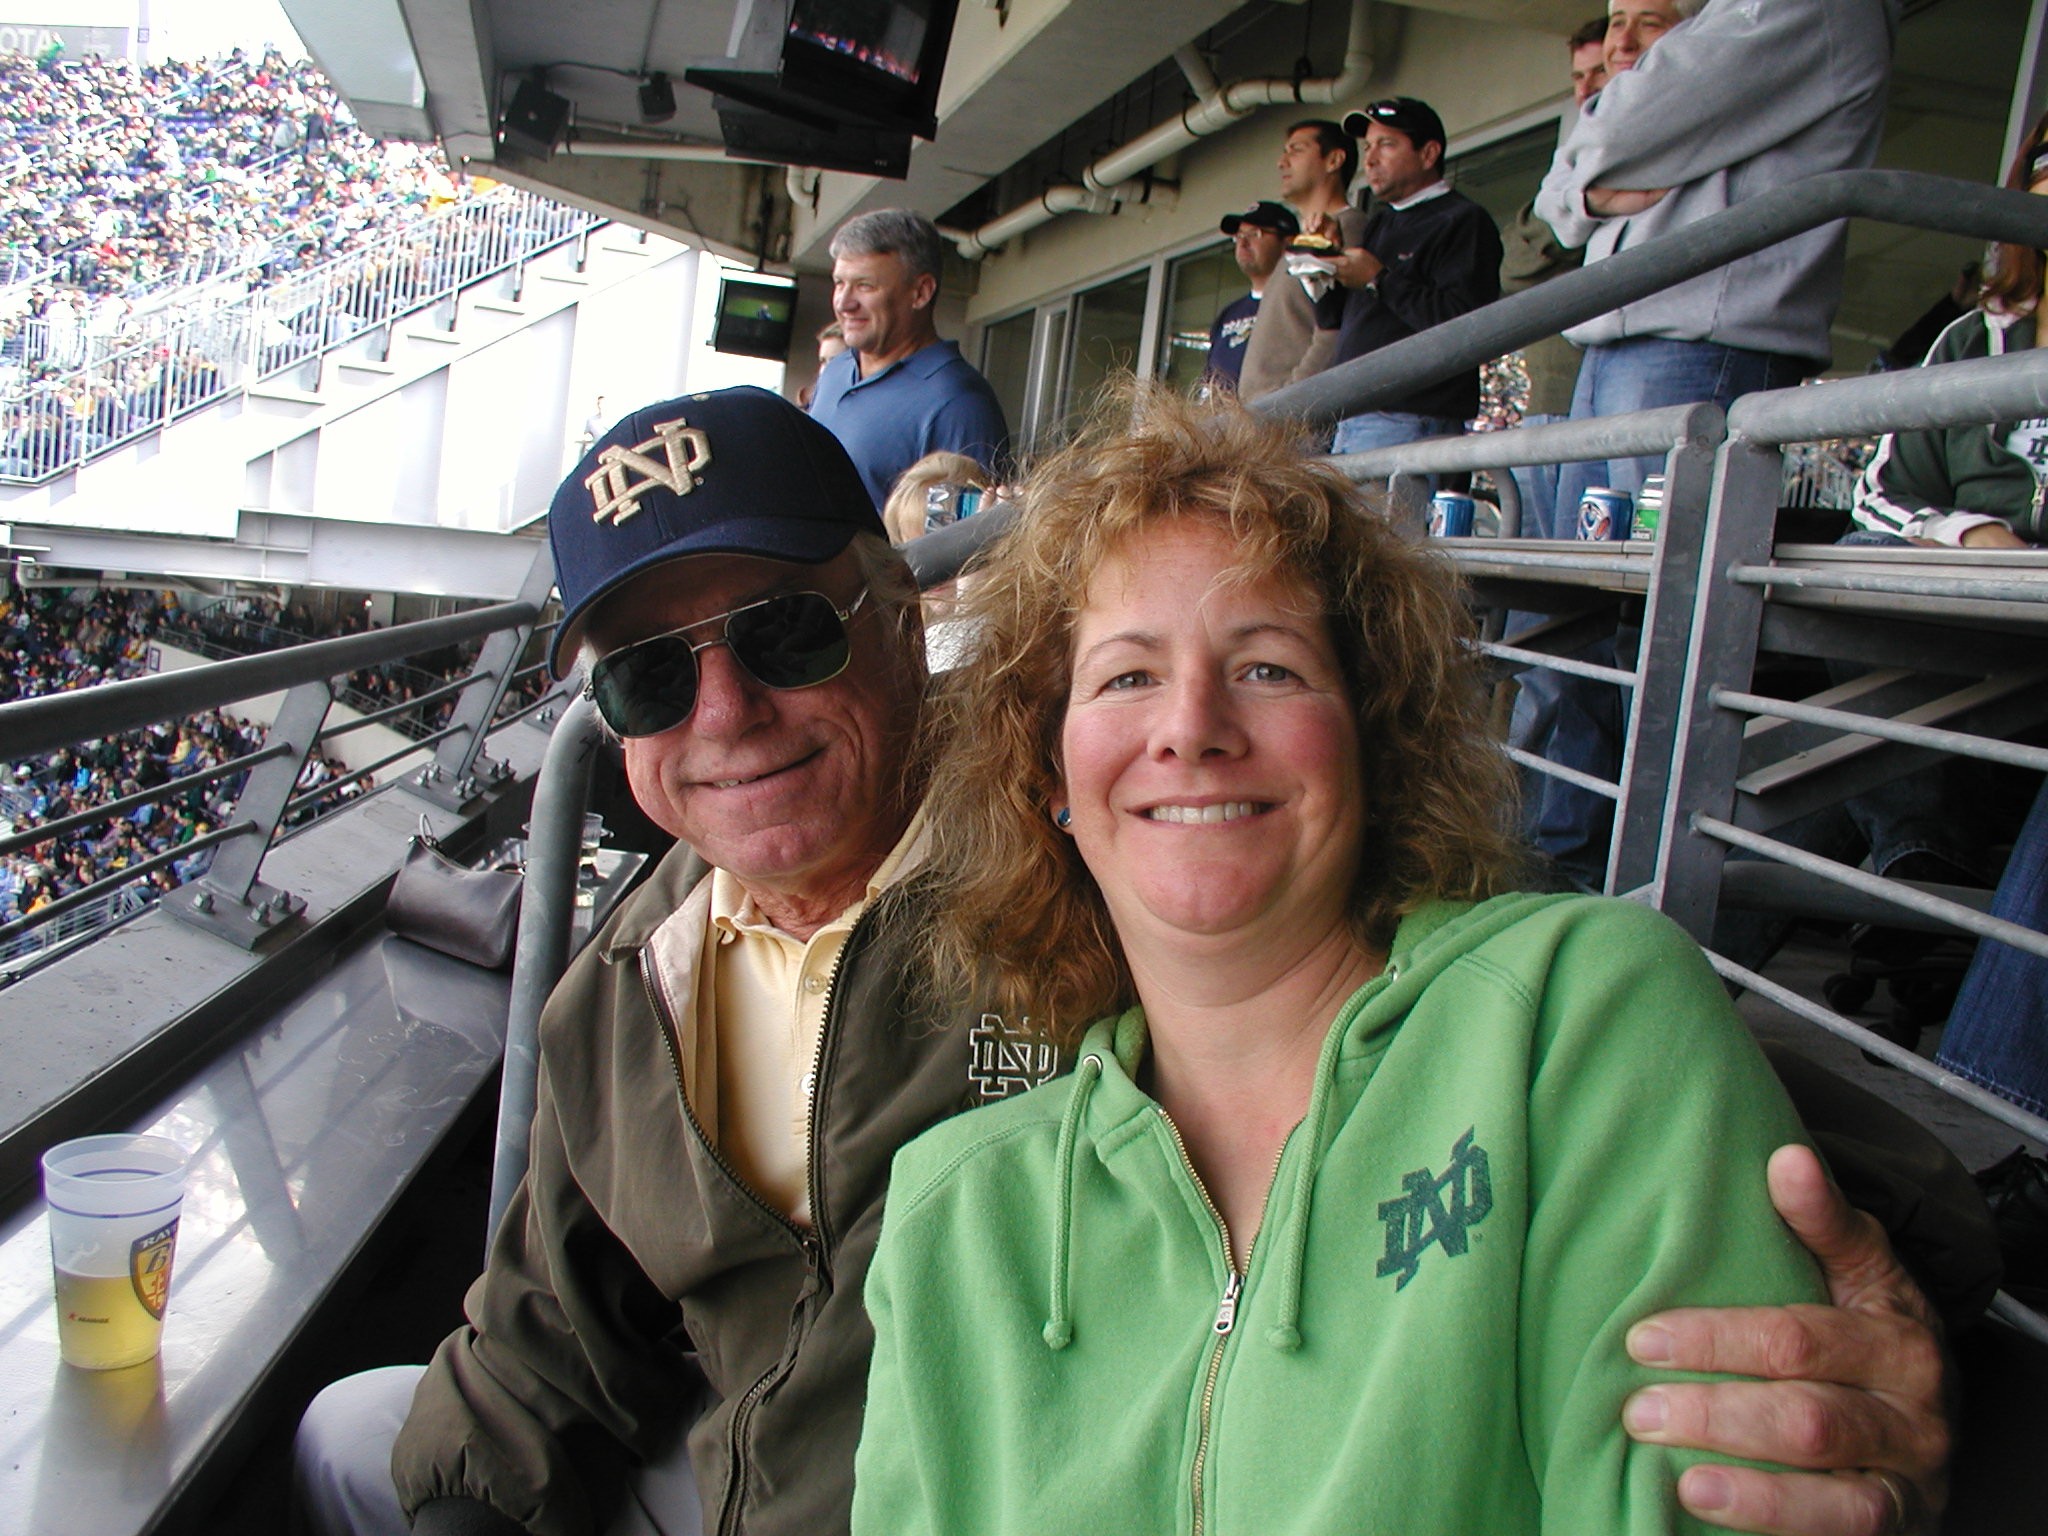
[1938, 778, 2048, 1116]
[1548, 338, 1814, 527]
[1331, 412, 1465, 496]
[1528, 338, 1812, 889]
[1508, 411, 1566, 541]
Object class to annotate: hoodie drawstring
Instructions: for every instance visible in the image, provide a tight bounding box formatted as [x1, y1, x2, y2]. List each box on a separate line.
[1261, 1110, 1319, 1352]
[1043, 1051, 1102, 1351]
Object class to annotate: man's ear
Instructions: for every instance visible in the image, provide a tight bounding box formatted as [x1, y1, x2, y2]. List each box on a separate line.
[1423, 141, 1444, 173]
[911, 272, 938, 310]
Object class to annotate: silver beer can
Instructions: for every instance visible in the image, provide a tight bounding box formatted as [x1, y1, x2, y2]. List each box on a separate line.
[1428, 491, 1477, 538]
[1576, 486, 1634, 542]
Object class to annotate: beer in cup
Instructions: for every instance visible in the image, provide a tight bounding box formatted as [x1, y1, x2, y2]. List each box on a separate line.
[42, 1134, 188, 1370]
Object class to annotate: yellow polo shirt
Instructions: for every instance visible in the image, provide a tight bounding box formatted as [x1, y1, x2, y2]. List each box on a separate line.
[695, 812, 927, 1224]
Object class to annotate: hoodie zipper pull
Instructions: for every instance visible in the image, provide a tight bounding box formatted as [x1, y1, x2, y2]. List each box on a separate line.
[1214, 1270, 1243, 1335]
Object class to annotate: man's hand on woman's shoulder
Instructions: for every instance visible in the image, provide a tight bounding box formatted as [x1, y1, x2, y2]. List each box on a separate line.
[1622, 1145, 1947, 1536]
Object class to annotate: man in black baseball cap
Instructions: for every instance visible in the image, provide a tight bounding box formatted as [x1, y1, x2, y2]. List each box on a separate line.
[1342, 96, 1447, 159]
[1307, 95, 1501, 470]
[1217, 198, 1300, 240]
[1207, 202, 1301, 394]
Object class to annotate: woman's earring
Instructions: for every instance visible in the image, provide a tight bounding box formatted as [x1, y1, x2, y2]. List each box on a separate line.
[1054, 807, 1073, 831]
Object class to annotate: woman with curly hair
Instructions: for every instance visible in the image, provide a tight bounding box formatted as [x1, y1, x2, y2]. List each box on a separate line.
[851, 384, 1825, 1535]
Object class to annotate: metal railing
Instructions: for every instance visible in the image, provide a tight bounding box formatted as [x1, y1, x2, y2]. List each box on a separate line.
[156, 605, 461, 739]
[1258, 170, 2048, 426]
[0, 186, 603, 483]
[0, 882, 149, 973]
[0, 545, 559, 963]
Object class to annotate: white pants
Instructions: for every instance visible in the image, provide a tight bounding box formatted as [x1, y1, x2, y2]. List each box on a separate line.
[293, 1365, 706, 1536]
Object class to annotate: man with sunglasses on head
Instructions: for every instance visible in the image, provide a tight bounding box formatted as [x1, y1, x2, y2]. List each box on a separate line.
[299, 386, 1951, 1536]
[1311, 97, 1502, 465]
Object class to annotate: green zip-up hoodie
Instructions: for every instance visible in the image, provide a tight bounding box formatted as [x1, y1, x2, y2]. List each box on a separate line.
[853, 893, 1825, 1536]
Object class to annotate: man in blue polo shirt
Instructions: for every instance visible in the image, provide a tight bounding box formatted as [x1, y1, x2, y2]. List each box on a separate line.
[809, 208, 1009, 511]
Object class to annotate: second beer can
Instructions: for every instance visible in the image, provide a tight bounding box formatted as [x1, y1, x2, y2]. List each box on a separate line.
[1428, 491, 1476, 538]
[1576, 487, 1634, 542]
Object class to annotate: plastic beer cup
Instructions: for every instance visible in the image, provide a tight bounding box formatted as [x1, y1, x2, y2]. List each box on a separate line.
[42, 1134, 188, 1370]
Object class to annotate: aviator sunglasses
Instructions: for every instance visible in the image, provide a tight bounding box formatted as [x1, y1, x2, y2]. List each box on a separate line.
[584, 586, 869, 738]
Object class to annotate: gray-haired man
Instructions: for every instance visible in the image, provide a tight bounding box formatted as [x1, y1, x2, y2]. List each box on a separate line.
[807, 208, 1008, 511]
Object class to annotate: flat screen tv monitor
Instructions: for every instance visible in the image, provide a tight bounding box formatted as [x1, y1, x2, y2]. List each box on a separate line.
[712, 277, 798, 361]
[687, 0, 958, 145]
[714, 99, 912, 179]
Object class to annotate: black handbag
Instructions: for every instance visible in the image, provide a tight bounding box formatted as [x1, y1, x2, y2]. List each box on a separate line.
[385, 819, 523, 970]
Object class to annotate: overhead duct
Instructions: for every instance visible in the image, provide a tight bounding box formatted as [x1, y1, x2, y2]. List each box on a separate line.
[947, 0, 1374, 260]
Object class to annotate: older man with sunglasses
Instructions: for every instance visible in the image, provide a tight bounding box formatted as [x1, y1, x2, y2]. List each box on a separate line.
[297, 386, 1951, 1536]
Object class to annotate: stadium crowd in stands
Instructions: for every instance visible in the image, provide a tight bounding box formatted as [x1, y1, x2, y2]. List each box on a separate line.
[0, 582, 546, 934]
[0, 46, 463, 315]
[0, 43, 516, 478]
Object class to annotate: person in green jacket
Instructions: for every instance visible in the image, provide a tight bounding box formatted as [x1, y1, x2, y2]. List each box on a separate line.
[1852, 114, 2048, 549]
[853, 384, 1888, 1535]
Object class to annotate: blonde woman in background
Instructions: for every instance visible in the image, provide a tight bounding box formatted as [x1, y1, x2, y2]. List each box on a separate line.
[879, 449, 989, 547]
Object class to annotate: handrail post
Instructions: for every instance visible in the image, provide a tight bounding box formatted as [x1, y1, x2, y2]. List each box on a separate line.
[1607, 403, 1725, 894]
[488, 692, 606, 1249]
[1385, 469, 1431, 540]
[1651, 433, 1786, 939]
[161, 678, 330, 947]
[417, 544, 557, 811]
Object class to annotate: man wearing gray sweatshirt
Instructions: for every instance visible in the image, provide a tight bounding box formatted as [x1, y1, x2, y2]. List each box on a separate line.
[1525, 0, 1900, 890]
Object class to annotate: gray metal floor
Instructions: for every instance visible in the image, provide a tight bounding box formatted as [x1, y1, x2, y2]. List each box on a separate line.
[1738, 935, 2043, 1168]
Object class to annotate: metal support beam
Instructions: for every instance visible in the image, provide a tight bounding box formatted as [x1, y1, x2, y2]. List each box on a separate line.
[1609, 411, 1724, 893]
[418, 544, 558, 812]
[163, 680, 330, 948]
[1652, 436, 1786, 939]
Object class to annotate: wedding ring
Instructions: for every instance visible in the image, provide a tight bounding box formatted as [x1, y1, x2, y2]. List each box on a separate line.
[1870, 1468, 1912, 1535]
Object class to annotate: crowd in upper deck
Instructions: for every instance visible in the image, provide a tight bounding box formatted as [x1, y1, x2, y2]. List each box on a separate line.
[0, 46, 463, 316]
[0, 43, 490, 479]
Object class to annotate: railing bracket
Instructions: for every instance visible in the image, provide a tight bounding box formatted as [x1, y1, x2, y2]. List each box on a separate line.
[163, 879, 306, 951]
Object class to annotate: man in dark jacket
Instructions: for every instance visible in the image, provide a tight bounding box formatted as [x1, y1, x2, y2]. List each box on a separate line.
[1315, 97, 1501, 460]
[294, 388, 1953, 1536]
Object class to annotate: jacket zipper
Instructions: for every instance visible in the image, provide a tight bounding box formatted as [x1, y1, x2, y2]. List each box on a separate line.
[637, 900, 882, 1536]
[637, 948, 823, 1536]
[802, 903, 873, 1256]
[1161, 1112, 1292, 1536]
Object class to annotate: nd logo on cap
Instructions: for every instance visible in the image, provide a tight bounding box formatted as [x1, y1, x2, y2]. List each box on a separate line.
[586, 417, 715, 527]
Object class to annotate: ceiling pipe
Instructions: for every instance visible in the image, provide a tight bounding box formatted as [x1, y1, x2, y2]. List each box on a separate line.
[563, 138, 777, 163]
[950, 0, 1374, 259]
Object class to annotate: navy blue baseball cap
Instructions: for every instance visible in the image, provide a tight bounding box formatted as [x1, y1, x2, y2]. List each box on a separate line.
[547, 385, 885, 676]
[1219, 200, 1301, 238]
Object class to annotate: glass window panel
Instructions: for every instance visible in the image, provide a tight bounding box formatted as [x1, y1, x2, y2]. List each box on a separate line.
[980, 311, 1035, 443]
[1444, 121, 1560, 227]
[1060, 268, 1150, 436]
[1159, 241, 1245, 396]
